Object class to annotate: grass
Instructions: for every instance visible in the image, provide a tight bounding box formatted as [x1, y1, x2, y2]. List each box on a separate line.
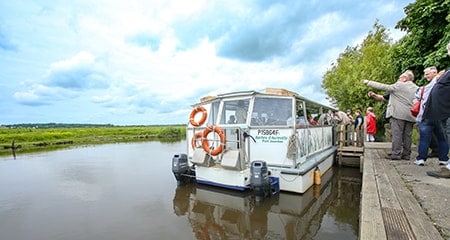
[0, 125, 186, 156]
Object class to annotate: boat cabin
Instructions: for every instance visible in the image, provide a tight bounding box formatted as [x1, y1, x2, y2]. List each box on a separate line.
[174, 88, 337, 194]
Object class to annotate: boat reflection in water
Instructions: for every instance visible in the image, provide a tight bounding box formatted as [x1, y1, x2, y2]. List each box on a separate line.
[173, 167, 361, 239]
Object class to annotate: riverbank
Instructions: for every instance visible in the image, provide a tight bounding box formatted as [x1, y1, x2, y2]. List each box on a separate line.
[0, 125, 185, 156]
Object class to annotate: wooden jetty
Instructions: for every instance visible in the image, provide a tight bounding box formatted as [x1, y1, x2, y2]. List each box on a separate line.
[336, 124, 364, 169]
[359, 142, 443, 240]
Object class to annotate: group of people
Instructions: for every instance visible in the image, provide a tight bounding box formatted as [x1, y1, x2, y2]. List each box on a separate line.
[362, 42, 450, 178]
[332, 107, 377, 145]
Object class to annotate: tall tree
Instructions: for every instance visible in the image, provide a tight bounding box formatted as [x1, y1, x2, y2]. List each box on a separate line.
[321, 22, 395, 120]
[392, 0, 450, 86]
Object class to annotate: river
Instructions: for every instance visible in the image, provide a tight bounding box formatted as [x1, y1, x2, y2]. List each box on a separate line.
[0, 141, 361, 240]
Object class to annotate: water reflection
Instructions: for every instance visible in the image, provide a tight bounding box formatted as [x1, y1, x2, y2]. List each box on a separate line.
[173, 167, 361, 240]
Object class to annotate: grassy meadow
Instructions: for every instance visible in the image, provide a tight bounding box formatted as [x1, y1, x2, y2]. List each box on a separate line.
[0, 125, 186, 156]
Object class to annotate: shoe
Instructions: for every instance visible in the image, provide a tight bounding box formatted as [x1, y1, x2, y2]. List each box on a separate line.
[413, 159, 425, 166]
[427, 167, 450, 178]
[385, 155, 401, 160]
[401, 156, 411, 160]
[428, 152, 439, 158]
[439, 161, 448, 165]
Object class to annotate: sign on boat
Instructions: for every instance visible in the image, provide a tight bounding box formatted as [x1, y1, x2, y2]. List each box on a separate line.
[172, 88, 338, 197]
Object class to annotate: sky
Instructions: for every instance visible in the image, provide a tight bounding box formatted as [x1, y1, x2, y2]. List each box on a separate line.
[0, 0, 413, 126]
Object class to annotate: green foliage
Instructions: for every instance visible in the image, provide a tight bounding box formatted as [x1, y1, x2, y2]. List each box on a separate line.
[322, 22, 396, 121]
[323, 0, 450, 124]
[393, 0, 450, 81]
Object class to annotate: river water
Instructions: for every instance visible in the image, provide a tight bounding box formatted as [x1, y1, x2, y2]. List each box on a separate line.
[0, 141, 361, 240]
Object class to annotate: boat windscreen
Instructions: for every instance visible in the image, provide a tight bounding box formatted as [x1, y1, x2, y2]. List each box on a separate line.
[251, 97, 292, 126]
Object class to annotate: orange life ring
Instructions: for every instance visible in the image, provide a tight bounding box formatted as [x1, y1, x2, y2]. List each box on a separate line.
[189, 106, 207, 126]
[191, 132, 203, 149]
[202, 125, 226, 156]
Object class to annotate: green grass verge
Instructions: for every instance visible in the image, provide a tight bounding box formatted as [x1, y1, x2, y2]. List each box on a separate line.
[0, 125, 186, 156]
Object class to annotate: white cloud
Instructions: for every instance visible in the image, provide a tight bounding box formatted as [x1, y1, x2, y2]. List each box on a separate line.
[0, 0, 413, 125]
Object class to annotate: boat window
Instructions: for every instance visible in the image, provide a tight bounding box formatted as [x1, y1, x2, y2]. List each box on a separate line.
[296, 99, 334, 127]
[220, 99, 250, 124]
[207, 101, 220, 125]
[251, 97, 292, 126]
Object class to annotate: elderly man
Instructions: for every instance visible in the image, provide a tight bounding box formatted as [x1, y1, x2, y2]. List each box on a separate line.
[363, 70, 418, 160]
[425, 42, 450, 178]
[333, 110, 352, 125]
[413, 66, 442, 166]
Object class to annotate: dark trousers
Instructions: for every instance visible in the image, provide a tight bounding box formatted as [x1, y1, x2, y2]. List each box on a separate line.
[390, 118, 414, 159]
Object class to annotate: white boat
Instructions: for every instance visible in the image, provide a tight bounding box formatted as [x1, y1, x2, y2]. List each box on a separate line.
[172, 88, 337, 194]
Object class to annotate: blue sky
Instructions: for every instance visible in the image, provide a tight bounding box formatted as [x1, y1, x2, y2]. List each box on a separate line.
[0, 0, 412, 125]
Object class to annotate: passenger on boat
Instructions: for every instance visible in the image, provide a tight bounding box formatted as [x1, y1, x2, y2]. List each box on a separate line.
[227, 115, 236, 124]
[308, 115, 317, 125]
[317, 111, 334, 125]
[235, 100, 248, 124]
[260, 113, 268, 125]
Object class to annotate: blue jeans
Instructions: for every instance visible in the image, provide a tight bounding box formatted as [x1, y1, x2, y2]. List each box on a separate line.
[417, 119, 449, 161]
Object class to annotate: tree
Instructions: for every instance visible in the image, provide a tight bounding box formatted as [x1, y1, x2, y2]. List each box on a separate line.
[321, 22, 396, 120]
[392, 0, 450, 86]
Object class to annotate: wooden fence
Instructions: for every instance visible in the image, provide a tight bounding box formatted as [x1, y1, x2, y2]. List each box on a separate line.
[336, 124, 365, 168]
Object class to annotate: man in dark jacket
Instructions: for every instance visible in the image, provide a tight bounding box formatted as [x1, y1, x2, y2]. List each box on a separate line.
[426, 42, 450, 178]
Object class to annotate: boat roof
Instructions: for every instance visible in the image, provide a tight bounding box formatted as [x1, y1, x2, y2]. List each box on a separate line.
[197, 88, 335, 110]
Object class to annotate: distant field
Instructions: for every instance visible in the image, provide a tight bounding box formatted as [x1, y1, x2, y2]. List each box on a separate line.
[0, 125, 186, 156]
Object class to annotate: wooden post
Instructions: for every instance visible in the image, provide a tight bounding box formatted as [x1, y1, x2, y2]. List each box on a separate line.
[11, 139, 16, 159]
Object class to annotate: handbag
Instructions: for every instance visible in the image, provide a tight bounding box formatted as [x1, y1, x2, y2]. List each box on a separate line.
[411, 87, 424, 117]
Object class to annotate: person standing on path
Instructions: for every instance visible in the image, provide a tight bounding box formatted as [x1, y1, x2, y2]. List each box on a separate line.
[365, 107, 377, 142]
[413, 66, 444, 166]
[363, 70, 418, 160]
[333, 109, 352, 146]
[333, 110, 352, 125]
[354, 109, 364, 146]
[425, 42, 450, 178]
[346, 109, 354, 124]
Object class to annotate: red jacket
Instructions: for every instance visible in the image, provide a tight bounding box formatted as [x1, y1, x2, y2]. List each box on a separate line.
[366, 112, 377, 135]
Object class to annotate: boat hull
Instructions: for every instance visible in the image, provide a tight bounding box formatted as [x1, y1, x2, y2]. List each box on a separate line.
[194, 146, 336, 194]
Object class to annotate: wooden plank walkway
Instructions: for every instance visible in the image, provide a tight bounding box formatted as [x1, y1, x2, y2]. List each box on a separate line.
[359, 142, 443, 240]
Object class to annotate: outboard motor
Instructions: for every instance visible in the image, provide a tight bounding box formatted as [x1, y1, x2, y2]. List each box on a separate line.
[250, 160, 270, 201]
[172, 153, 193, 184]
